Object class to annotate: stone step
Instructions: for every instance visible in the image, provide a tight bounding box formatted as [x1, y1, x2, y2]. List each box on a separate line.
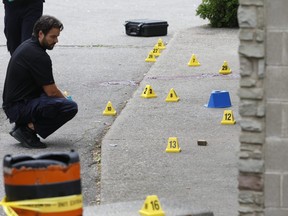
[84, 199, 213, 216]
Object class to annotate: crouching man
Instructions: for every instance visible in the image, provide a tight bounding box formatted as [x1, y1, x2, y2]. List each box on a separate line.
[2, 15, 78, 148]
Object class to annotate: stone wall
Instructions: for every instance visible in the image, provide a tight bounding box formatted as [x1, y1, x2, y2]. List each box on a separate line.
[238, 0, 288, 215]
[238, 0, 265, 215]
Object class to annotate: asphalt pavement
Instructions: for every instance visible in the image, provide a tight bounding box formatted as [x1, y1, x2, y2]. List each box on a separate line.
[0, 1, 239, 216]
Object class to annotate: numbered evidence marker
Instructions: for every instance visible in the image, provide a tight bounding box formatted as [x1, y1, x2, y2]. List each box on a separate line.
[152, 45, 161, 57]
[219, 61, 232, 75]
[156, 38, 166, 50]
[145, 51, 156, 62]
[187, 54, 201, 67]
[166, 137, 181, 153]
[165, 88, 179, 102]
[221, 110, 236, 125]
[139, 195, 165, 216]
[103, 101, 117, 116]
[141, 85, 157, 98]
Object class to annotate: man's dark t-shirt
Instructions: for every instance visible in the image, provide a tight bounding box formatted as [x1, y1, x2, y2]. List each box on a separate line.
[2, 36, 55, 108]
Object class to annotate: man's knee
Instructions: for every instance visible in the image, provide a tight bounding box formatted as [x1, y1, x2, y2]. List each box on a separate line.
[37, 96, 77, 117]
[61, 100, 78, 121]
[33, 99, 78, 139]
[66, 100, 78, 119]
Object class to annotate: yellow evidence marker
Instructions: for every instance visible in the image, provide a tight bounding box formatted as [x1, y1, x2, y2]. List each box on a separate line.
[221, 110, 236, 125]
[165, 88, 179, 102]
[219, 61, 232, 75]
[166, 137, 181, 153]
[141, 85, 157, 98]
[145, 51, 156, 62]
[156, 38, 166, 50]
[188, 54, 201, 67]
[152, 45, 161, 57]
[139, 195, 165, 216]
[103, 101, 117, 116]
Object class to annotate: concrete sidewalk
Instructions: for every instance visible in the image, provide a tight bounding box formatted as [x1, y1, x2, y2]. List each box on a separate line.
[96, 26, 240, 216]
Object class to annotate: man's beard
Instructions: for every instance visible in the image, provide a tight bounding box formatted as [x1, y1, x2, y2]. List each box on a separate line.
[42, 38, 56, 50]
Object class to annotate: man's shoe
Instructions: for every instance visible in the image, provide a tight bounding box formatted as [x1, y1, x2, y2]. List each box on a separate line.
[9, 124, 19, 137]
[10, 126, 47, 149]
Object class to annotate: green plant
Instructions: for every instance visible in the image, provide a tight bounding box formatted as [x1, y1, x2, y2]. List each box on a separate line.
[196, 0, 239, 28]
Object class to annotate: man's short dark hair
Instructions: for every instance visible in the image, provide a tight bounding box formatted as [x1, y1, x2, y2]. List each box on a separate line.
[33, 15, 64, 37]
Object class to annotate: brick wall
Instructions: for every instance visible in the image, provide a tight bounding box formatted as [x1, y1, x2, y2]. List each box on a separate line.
[238, 0, 288, 215]
[265, 0, 288, 215]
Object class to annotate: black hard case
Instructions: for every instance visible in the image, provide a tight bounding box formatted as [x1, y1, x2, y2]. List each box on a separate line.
[125, 19, 168, 37]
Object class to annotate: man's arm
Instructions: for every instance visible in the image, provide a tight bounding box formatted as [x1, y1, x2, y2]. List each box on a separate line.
[43, 83, 65, 98]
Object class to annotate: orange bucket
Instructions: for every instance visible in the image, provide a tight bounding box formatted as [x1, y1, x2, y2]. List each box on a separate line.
[3, 150, 82, 216]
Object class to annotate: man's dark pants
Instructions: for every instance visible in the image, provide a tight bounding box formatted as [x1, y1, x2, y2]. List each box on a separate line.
[4, 94, 78, 139]
[4, 0, 43, 55]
